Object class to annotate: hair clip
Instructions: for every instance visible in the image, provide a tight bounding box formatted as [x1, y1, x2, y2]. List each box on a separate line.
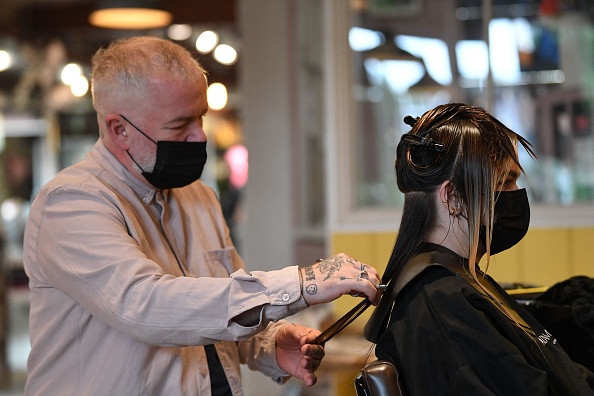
[403, 115, 419, 127]
[400, 133, 445, 152]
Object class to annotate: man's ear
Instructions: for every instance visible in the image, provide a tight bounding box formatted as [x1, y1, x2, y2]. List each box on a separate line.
[104, 114, 130, 149]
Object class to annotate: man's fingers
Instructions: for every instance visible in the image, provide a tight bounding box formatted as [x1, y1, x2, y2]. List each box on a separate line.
[303, 373, 317, 387]
[303, 344, 325, 360]
[350, 279, 381, 304]
[300, 328, 321, 342]
[302, 356, 321, 371]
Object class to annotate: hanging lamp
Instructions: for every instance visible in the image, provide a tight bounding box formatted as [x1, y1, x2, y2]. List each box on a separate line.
[89, 0, 172, 30]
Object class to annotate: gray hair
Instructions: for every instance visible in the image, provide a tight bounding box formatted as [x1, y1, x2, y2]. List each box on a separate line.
[91, 36, 206, 109]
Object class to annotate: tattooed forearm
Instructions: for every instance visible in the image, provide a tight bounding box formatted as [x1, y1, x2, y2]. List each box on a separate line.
[304, 265, 316, 281]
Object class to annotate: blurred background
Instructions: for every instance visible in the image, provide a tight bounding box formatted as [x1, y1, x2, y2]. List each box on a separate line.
[0, 0, 593, 394]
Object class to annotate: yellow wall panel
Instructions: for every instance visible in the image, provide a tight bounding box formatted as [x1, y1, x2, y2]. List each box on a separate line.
[570, 228, 594, 277]
[332, 228, 594, 310]
[330, 227, 594, 334]
[519, 228, 571, 287]
[332, 233, 374, 264]
[369, 232, 397, 276]
[486, 237, 523, 285]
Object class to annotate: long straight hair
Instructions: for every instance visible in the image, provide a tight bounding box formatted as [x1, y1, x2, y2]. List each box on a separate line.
[315, 103, 536, 347]
[383, 103, 536, 284]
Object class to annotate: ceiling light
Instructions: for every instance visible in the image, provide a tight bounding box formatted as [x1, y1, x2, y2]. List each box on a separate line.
[213, 44, 237, 65]
[89, 0, 172, 30]
[207, 83, 228, 110]
[71, 76, 90, 97]
[349, 27, 384, 52]
[167, 24, 193, 41]
[0, 51, 12, 72]
[196, 30, 219, 54]
[61, 63, 82, 85]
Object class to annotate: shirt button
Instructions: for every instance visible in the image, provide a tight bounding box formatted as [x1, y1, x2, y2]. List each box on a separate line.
[282, 293, 290, 302]
[143, 197, 149, 203]
[200, 370, 207, 378]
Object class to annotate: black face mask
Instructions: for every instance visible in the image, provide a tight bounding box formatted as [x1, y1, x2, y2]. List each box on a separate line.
[480, 188, 530, 255]
[120, 115, 208, 189]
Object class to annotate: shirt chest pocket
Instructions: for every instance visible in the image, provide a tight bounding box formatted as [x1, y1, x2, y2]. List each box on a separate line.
[203, 247, 238, 277]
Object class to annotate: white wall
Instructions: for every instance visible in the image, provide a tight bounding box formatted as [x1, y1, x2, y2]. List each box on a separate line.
[239, 0, 296, 273]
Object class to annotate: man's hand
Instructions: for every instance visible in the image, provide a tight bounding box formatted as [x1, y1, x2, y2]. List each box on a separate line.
[299, 253, 381, 306]
[276, 323, 325, 387]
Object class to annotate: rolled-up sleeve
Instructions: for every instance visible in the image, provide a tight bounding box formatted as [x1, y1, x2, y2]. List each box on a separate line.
[231, 267, 309, 322]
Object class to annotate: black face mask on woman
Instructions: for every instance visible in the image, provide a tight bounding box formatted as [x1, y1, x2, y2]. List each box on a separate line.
[120, 115, 207, 189]
[479, 188, 530, 255]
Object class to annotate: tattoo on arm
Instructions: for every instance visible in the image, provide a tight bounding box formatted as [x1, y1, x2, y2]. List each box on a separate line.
[306, 284, 317, 295]
[304, 265, 316, 281]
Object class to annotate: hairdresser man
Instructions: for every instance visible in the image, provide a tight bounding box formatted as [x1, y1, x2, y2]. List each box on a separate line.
[22, 36, 381, 395]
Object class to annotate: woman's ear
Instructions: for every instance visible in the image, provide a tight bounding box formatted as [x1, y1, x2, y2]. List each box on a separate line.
[438, 180, 451, 205]
[441, 181, 462, 216]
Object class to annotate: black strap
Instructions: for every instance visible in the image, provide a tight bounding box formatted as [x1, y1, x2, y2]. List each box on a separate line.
[366, 245, 533, 342]
[365, 254, 443, 343]
[204, 344, 233, 396]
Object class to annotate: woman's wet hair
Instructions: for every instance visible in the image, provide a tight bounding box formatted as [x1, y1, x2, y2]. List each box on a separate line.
[383, 103, 536, 283]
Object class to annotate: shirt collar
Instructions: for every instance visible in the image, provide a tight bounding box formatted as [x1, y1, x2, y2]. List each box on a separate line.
[90, 139, 159, 205]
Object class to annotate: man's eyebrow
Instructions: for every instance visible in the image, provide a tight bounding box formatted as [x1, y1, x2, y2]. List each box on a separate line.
[164, 116, 193, 125]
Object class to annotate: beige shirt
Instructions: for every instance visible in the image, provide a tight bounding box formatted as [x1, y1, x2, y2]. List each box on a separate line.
[23, 140, 308, 395]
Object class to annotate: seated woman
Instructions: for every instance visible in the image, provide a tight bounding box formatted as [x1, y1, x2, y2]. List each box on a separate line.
[364, 103, 594, 395]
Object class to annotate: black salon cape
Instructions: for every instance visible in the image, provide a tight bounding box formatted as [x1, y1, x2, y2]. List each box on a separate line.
[375, 243, 594, 395]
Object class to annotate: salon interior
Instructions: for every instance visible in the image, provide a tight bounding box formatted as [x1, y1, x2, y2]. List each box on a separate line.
[0, 0, 593, 395]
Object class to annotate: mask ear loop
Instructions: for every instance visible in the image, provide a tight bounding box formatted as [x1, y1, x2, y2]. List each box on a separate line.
[126, 151, 148, 173]
[119, 114, 158, 145]
[119, 114, 158, 174]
